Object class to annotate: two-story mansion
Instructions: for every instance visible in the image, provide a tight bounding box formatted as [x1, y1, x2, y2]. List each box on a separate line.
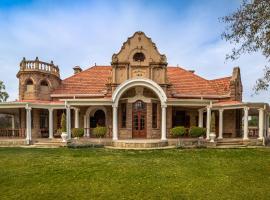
[0, 32, 269, 147]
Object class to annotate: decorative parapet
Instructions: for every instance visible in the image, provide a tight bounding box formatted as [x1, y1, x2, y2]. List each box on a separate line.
[19, 57, 60, 77]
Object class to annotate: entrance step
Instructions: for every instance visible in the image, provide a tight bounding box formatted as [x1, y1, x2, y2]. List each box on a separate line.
[112, 139, 168, 149]
[33, 139, 66, 148]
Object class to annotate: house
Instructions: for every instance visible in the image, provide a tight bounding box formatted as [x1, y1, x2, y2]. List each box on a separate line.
[0, 31, 269, 147]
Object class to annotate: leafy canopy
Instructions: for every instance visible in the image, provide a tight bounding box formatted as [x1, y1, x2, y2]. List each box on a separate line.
[0, 81, 9, 102]
[221, 0, 270, 92]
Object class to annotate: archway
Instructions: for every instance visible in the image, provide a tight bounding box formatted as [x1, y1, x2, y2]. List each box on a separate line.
[112, 78, 167, 140]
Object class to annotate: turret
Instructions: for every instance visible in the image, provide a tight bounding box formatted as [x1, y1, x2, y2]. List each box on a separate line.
[17, 57, 61, 101]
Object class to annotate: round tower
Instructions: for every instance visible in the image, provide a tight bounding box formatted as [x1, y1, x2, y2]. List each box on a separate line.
[16, 57, 61, 101]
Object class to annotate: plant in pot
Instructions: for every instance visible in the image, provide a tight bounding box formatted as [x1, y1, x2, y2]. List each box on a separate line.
[72, 128, 84, 139]
[171, 126, 186, 138]
[92, 126, 107, 142]
[209, 112, 216, 142]
[60, 113, 68, 142]
[189, 126, 206, 138]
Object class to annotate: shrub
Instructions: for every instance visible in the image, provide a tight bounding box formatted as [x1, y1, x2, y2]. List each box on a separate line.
[72, 128, 84, 138]
[92, 126, 107, 138]
[61, 113, 66, 133]
[189, 127, 206, 137]
[171, 126, 186, 137]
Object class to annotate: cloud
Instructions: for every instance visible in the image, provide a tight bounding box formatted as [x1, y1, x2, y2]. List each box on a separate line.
[0, 0, 268, 103]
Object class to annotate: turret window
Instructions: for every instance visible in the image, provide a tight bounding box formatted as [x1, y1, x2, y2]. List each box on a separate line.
[40, 80, 49, 92]
[133, 52, 145, 62]
[25, 79, 34, 92]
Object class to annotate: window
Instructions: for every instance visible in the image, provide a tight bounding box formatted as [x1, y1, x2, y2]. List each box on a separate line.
[40, 80, 48, 86]
[40, 110, 49, 129]
[152, 103, 157, 128]
[121, 103, 127, 128]
[25, 79, 34, 92]
[133, 52, 145, 62]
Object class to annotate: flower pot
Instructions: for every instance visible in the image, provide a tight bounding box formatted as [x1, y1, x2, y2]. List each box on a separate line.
[209, 133, 216, 143]
[61, 132, 68, 142]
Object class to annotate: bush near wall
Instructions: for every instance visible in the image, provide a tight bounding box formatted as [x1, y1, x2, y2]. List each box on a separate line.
[189, 127, 206, 137]
[92, 126, 107, 138]
[171, 126, 186, 137]
[72, 128, 84, 138]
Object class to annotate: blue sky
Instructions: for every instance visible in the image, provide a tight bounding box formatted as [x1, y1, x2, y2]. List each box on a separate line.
[0, 0, 268, 102]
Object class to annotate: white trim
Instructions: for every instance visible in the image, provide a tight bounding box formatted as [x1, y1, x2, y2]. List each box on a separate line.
[112, 78, 167, 107]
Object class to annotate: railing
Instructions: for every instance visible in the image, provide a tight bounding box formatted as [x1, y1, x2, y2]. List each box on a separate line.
[19, 57, 60, 77]
[0, 129, 26, 138]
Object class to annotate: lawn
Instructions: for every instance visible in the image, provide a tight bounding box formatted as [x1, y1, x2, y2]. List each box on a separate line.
[0, 148, 270, 200]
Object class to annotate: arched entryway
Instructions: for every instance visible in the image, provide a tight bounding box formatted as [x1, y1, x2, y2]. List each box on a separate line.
[90, 110, 106, 128]
[112, 78, 168, 141]
[132, 100, 147, 138]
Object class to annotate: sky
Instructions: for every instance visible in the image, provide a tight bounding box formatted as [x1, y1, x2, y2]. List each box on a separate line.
[0, 0, 269, 102]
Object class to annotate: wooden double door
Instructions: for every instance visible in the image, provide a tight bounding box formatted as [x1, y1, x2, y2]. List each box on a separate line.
[132, 100, 147, 138]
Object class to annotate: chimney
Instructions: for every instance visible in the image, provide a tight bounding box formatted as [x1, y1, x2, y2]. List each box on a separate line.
[73, 66, 82, 74]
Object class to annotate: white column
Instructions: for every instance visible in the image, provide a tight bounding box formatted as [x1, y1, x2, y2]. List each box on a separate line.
[66, 105, 71, 140]
[83, 115, 87, 137]
[74, 108, 80, 128]
[11, 115, 15, 136]
[161, 105, 167, 141]
[112, 105, 118, 140]
[243, 107, 249, 140]
[266, 114, 269, 137]
[198, 109, 203, 128]
[258, 108, 264, 140]
[206, 106, 211, 140]
[49, 108, 54, 139]
[25, 106, 32, 144]
[218, 109, 223, 139]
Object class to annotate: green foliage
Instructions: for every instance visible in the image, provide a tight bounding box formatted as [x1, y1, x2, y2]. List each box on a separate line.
[0, 80, 9, 102]
[221, 0, 270, 93]
[210, 112, 216, 133]
[171, 126, 186, 137]
[249, 116, 258, 126]
[92, 126, 107, 138]
[61, 113, 66, 133]
[72, 128, 84, 138]
[189, 126, 206, 137]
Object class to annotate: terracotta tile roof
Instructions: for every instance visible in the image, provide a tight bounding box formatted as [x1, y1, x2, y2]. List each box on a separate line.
[167, 67, 231, 96]
[14, 100, 64, 105]
[52, 65, 231, 98]
[52, 66, 112, 96]
[213, 100, 242, 106]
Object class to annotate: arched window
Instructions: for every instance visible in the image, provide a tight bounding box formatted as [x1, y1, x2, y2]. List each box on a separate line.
[90, 110, 106, 128]
[133, 52, 145, 62]
[25, 79, 34, 92]
[40, 80, 49, 86]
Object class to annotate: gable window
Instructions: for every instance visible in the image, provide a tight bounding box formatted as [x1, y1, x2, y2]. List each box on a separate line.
[152, 103, 157, 128]
[133, 52, 145, 62]
[121, 103, 127, 128]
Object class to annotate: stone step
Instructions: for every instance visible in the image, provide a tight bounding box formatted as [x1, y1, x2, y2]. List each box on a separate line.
[214, 145, 247, 149]
[217, 142, 244, 145]
[112, 140, 168, 149]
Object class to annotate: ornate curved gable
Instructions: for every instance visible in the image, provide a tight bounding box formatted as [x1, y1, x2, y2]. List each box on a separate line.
[111, 31, 168, 88]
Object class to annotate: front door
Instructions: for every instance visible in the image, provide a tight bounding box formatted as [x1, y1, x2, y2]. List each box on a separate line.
[132, 100, 147, 138]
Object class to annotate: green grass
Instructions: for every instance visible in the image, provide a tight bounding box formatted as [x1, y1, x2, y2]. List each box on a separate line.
[0, 148, 270, 200]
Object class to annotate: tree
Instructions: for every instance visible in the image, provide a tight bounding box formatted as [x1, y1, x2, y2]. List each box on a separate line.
[0, 80, 9, 102]
[221, 0, 270, 93]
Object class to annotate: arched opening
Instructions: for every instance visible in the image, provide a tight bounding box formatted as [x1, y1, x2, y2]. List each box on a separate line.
[40, 80, 49, 86]
[40, 80, 49, 93]
[25, 79, 34, 92]
[133, 52, 145, 62]
[90, 110, 106, 128]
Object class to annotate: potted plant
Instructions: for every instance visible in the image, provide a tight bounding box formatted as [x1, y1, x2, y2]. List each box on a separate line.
[209, 112, 216, 142]
[92, 126, 107, 142]
[72, 128, 84, 139]
[189, 126, 206, 138]
[171, 126, 186, 138]
[61, 113, 68, 142]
